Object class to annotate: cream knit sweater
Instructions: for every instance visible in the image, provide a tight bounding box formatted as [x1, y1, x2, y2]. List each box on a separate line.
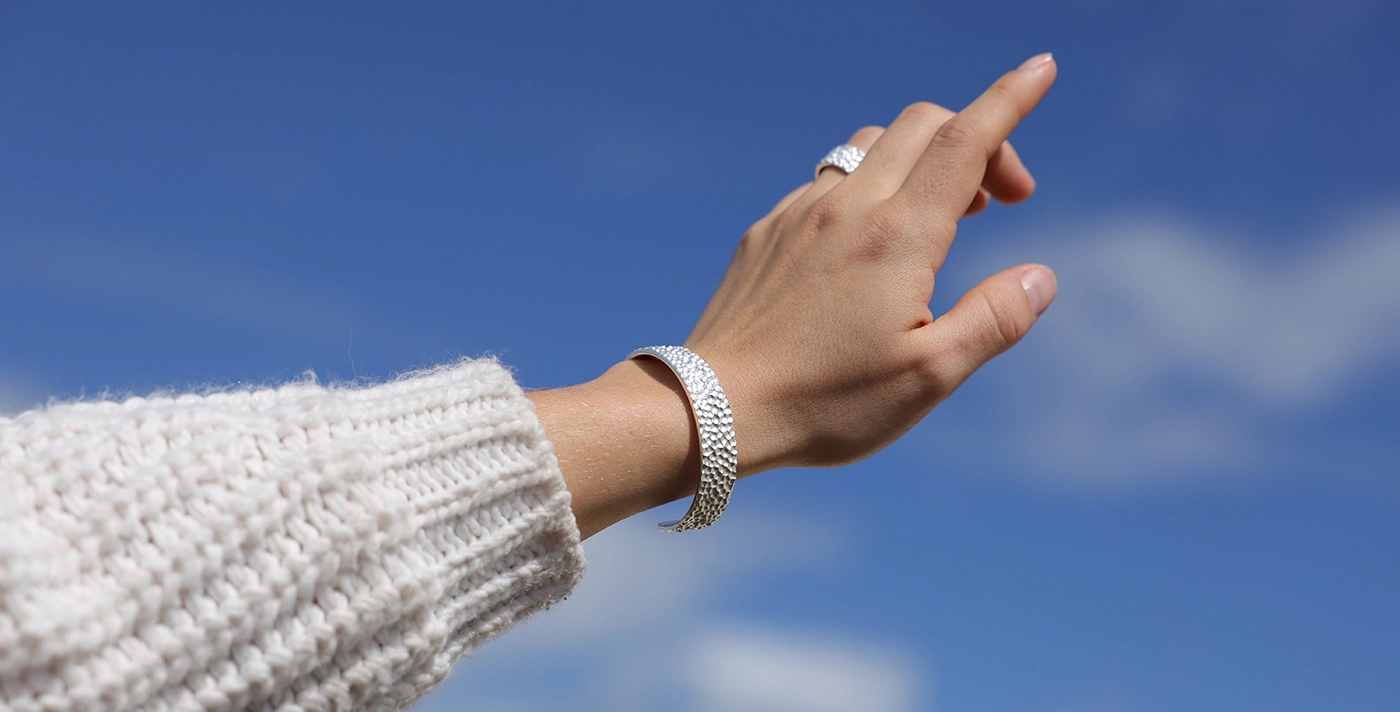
[0, 359, 587, 712]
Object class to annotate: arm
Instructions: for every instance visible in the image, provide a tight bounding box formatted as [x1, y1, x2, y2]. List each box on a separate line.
[0, 55, 1058, 712]
[535, 55, 1059, 540]
[0, 361, 584, 712]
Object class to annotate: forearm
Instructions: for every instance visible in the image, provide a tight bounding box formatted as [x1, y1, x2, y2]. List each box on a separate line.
[0, 360, 586, 712]
[527, 358, 701, 539]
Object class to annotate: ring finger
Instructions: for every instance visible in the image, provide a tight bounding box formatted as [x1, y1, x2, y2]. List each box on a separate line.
[800, 125, 886, 205]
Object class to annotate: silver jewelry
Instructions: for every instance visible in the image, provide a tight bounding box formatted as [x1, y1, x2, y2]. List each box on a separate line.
[628, 345, 738, 532]
[815, 144, 867, 179]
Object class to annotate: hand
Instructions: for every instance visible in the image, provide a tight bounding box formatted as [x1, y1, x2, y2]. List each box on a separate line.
[532, 54, 1059, 538]
[688, 53, 1059, 473]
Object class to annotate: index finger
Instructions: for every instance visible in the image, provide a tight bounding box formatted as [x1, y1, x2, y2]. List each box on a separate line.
[892, 53, 1057, 229]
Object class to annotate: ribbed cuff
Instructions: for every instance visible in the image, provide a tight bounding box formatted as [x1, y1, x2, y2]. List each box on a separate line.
[0, 358, 587, 712]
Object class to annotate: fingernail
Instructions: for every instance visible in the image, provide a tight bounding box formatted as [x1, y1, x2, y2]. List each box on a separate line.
[1019, 264, 1056, 316]
[1018, 53, 1054, 71]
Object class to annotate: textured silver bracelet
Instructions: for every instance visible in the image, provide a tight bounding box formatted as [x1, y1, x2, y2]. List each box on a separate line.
[628, 345, 738, 532]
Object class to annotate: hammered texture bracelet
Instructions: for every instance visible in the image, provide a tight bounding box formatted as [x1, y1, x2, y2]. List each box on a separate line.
[628, 345, 738, 531]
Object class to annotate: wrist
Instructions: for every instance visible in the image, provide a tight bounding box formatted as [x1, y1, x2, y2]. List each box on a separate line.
[686, 346, 789, 475]
[528, 358, 700, 538]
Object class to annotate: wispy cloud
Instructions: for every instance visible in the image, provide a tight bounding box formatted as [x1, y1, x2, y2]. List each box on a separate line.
[1036, 212, 1400, 406]
[0, 235, 361, 341]
[931, 209, 1400, 489]
[416, 515, 922, 712]
[688, 627, 919, 712]
[489, 512, 838, 647]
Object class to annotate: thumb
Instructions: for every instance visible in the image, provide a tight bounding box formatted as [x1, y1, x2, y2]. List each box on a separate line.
[916, 264, 1056, 389]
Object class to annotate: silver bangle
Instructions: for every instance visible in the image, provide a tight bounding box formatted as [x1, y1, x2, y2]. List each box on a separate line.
[628, 345, 738, 532]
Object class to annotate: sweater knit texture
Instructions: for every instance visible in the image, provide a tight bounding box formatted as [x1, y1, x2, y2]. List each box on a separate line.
[0, 359, 587, 712]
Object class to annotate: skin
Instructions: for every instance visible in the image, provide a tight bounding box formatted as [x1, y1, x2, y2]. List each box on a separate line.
[529, 54, 1060, 539]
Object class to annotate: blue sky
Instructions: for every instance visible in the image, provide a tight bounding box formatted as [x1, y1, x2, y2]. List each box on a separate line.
[2, 2, 1397, 710]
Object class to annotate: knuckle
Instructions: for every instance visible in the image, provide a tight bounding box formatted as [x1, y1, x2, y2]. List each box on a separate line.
[900, 101, 951, 126]
[930, 118, 981, 154]
[862, 204, 918, 240]
[855, 206, 917, 257]
[735, 227, 759, 255]
[979, 287, 1028, 353]
[850, 125, 886, 144]
[772, 200, 807, 235]
[914, 350, 960, 398]
[985, 77, 1016, 103]
[802, 193, 847, 233]
[869, 204, 916, 236]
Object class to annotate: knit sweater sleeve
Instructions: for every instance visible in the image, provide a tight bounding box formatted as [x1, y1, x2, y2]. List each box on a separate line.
[0, 359, 587, 712]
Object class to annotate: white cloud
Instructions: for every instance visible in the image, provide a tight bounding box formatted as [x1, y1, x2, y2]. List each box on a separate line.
[688, 627, 919, 712]
[489, 512, 840, 648]
[1037, 212, 1400, 406]
[417, 515, 923, 712]
[944, 209, 1400, 488]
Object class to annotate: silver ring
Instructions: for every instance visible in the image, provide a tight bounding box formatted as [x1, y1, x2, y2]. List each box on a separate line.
[815, 144, 866, 179]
